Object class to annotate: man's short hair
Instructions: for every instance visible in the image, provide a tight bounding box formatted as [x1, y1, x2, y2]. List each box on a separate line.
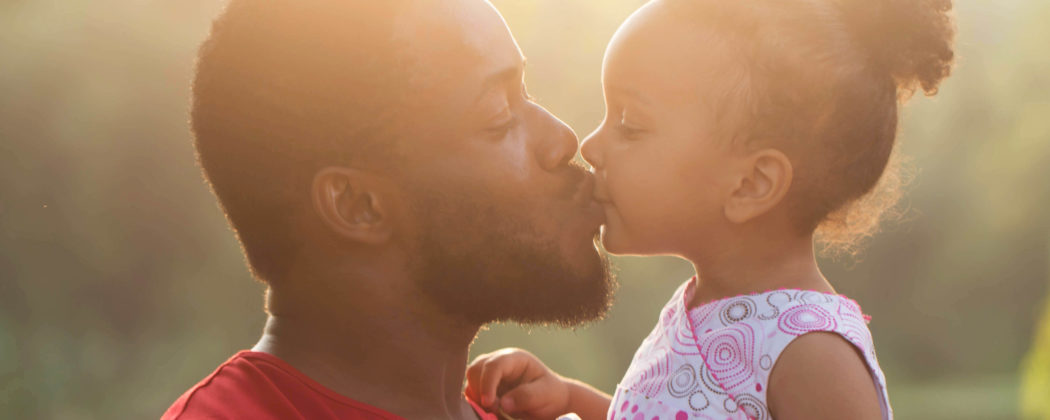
[192, 0, 410, 284]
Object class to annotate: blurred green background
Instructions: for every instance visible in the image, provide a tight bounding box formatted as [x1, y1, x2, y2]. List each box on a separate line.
[1, 0, 1048, 418]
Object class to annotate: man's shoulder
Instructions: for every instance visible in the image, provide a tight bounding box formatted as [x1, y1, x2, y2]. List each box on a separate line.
[161, 351, 404, 420]
[161, 351, 282, 420]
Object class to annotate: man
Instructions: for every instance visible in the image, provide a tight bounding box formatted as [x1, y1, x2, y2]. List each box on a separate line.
[163, 0, 613, 419]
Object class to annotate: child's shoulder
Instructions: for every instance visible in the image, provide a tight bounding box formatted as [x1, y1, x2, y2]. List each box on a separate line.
[685, 285, 878, 367]
[616, 279, 892, 419]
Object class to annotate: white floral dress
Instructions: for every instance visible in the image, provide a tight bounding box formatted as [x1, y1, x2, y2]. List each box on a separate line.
[608, 278, 892, 420]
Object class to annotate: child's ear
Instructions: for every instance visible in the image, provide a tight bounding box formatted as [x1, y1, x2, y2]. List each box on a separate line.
[724, 149, 793, 224]
[312, 166, 394, 245]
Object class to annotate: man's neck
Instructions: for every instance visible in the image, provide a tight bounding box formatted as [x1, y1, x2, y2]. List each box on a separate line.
[252, 282, 482, 420]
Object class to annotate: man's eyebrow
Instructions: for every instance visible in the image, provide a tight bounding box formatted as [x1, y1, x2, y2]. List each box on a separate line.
[475, 58, 526, 103]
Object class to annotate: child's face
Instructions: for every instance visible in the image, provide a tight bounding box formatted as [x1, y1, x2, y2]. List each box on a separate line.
[582, 1, 743, 256]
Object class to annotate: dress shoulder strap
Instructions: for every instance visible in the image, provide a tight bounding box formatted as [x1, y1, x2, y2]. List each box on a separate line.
[748, 292, 893, 419]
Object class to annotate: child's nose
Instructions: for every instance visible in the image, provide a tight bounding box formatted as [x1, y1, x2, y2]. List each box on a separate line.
[580, 129, 604, 169]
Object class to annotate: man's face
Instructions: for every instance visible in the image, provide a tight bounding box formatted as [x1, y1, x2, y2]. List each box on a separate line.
[392, 0, 613, 326]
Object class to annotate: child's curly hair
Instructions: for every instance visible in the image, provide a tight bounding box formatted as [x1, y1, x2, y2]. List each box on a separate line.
[670, 0, 955, 255]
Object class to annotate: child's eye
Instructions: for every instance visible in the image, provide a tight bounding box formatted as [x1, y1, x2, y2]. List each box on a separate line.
[619, 120, 645, 141]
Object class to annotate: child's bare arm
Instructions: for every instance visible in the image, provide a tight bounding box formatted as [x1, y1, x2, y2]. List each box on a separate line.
[767, 332, 882, 420]
[561, 377, 612, 420]
[466, 348, 611, 420]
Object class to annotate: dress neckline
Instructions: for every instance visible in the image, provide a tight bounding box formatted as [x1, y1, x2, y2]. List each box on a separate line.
[680, 275, 859, 312]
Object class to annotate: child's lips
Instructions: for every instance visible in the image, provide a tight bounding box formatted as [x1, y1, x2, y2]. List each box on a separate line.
[591, 184, 613, 205]
[573, 175, 597, 206]
[573, 176, 607, 227]
[589, 178, 616, 222]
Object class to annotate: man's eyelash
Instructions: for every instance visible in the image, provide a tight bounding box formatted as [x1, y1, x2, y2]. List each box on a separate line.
[489, 117, 517, 135]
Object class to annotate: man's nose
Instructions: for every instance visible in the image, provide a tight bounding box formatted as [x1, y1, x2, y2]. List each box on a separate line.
[532, 105, 579, 172]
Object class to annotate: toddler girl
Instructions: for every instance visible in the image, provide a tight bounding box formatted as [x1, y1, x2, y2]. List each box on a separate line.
[467, 0, 954, 419]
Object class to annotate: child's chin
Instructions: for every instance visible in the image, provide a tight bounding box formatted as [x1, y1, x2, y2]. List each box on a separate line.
[601, 229, 665, 257]
[599, 229, 634, 255]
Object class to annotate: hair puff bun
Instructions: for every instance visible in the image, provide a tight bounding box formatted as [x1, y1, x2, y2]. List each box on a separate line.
[842, 0, 956, 98]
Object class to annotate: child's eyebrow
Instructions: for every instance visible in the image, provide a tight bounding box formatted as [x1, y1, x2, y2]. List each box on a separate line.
[607, 85, 651, 106]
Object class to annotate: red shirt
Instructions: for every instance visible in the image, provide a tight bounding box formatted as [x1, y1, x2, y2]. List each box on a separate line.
[163, 351, 498, 420]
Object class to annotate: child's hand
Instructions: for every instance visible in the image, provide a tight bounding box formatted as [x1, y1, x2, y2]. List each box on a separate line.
[466, 348, 571, 419]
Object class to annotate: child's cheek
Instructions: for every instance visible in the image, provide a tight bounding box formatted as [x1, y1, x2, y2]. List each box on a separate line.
[618, 172, 677, 251]
[599, 180, 641, 254]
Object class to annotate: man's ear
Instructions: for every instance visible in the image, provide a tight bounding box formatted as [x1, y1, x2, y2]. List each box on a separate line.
[312, 166, 393, 244]
[724, 149, 793, 224]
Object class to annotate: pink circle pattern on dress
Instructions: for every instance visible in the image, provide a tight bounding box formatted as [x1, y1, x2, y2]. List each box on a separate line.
[674, 308, 702, 356]
[733, 394, 769, 420]
[689, 299, 720, 328]
[776, 304, 837, 336]
[718, 298, 757, 326]
[625, 307, 678, 398]
[667, 364, 700, 397]
[631, 341, 672, 398]
[698, 322, 756, 391]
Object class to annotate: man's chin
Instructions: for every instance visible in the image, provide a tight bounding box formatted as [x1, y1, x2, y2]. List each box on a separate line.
[495, 252, 614, 328]
[407, 189, 616, 328]
[413, 234, 615, 328]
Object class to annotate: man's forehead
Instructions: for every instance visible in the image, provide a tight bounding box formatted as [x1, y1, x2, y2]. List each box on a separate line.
[394, 0, 524, 82]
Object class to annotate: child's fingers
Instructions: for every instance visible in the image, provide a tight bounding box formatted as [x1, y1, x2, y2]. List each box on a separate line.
[498, 380, 547, 417]
[464, 380, 479, 406]
[466, 353, 491, 385]
[478, 354, 530, 408]
[465, 355, 489, 403]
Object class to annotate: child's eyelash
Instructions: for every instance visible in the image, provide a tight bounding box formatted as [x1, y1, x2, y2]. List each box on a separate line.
[619, 116, 643, 131]
[619, 123, 644, 139]
[522, 88, 535, 102]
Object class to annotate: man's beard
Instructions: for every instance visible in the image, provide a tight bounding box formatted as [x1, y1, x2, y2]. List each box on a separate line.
[407, 187, 615, 327]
